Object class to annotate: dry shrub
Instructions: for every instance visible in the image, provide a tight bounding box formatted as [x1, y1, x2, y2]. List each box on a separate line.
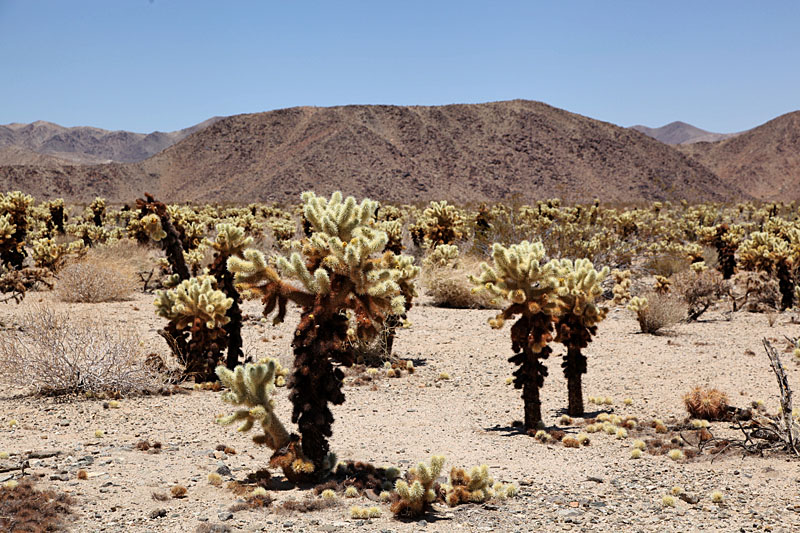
[730, 271, 781, 312]
[0, 478, 74, 532]
[645, 253, 690, 277]
[683, 386, 729, 420]
[673, 270, 727, 321]
[0, 307, 161, 396]
[634, 292, 686, 334]
[278, 497, 338, 513]
[56, 242, 140, 302]
[423, 256, 496, 308]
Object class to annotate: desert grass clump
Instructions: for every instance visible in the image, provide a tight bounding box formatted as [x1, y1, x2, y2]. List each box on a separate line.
[55, 256, 137, 303]
[630, 449, 643, 459]
[683, 386, 729, 421]
[628, 292, 686, 334]
[0, 307, 160, 396]
[661, 495, 676, 507]
[710, 490, 724, 503]
[423, 247, 494, 308]
[170, 485, 187, 499]
[0, 478, 74, 532]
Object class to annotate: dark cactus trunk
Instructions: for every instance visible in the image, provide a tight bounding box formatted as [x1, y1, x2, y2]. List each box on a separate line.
[564, 347, 586, 417]
[210, 253, 243, 370]
[50, 205, 65, 235]
[777, 261, 794, 310]
[289, 300, 353, 472]
[509, 313, 552, 430]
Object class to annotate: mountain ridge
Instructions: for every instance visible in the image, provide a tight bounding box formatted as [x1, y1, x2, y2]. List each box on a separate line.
[0, 100, 746, 204]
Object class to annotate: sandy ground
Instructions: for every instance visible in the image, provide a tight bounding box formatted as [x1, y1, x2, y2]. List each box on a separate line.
[2, 291, 800, 533]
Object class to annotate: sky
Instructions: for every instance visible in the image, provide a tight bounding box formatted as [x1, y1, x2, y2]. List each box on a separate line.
[1, 1, 798, 133]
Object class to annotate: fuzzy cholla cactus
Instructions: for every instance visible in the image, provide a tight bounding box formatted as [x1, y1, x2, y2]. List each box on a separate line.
[155, 277, 232, 329]
[216, 360, 289, 449]
[228, 191, 419, 476]
[215, 360, 314, 480]
[470, 241, 559, 429]
[0, 192, 33, 269]
[141, 213, 167, 241]
[443, 464, 517, 506]
[390, 455, 445, 518]
[154, 276, 232, 381]
[211, 223, 253, 256]
[551, 259, 609, 416]
[423, 244, 459, 268]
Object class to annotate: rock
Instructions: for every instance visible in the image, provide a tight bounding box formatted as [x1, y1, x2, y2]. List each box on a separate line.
[216, 462, 232, 477]
[27, 450, 62, 459]
[149, 509, 167, 519]
[218, 511, 233, 521]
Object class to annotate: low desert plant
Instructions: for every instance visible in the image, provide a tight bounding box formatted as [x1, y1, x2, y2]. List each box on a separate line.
[423, 250, 495, 309]
[683, 386, 729, 420]
[627, 292, 686, 334]
[673, 269, 727, 321]
[390, 455, 444, 518]
[0, 307, 160, 396]
[0, 478, 74, 532]
[55, 254, 137, 303]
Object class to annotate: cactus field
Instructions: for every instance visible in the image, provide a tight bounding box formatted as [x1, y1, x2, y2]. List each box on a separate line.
[2, 191, 800, 532]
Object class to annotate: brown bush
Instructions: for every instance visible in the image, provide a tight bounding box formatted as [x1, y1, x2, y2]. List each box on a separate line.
[683, 386, 729, 420]
[0, 478, 74, 532]
[633, 292, 686, 334]
[423, 256, 497, 309]
[673, 270, 727, 321]
[645, 253, 690, 278]
[0, 306, 161, 396]
[55, 249, 137, 303]
[730, 271, 781, 312]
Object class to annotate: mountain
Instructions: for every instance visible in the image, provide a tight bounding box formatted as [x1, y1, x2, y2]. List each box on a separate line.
[0, 117, 222, 164]
[678, 111, 800, 200]
[630, 121, 741, 145]
[0, 100, 745, 204]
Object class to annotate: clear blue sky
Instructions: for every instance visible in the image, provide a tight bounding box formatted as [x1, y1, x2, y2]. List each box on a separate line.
[1, 1, 798, 133]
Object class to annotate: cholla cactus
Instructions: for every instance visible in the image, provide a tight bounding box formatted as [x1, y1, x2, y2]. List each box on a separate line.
[31, 238, 85, 272]
[89, 197, 106, 226]
[207, 223, 253, 370]
[738, 230, 799, 309]
[443, 464, 517, 506]
[412, 200, 465, 248]
[142, 213, 166, 241]
[135, 194, 190, 281]
[551, 259, 609, 416]
[228, 191, 419, 475]
[423, 244, 459, 268]
[470, 241, 559, 429]
[390, 455, 445, 518]
[654, 275, 671, 295]
[0, 191, 34, 269]
[612, 269, 632, 305]
[154, 276, 232, 381]
[216, 360, 315, 480]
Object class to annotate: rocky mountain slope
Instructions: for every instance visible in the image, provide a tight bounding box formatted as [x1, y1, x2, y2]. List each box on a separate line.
[678, 111, 800, 201]
[631, 121, 740, 145]
[0, 101, 748, 203]
[0, 117, 221, 164]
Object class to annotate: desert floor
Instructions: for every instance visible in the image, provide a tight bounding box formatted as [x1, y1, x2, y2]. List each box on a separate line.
[2, 291, 800, 533]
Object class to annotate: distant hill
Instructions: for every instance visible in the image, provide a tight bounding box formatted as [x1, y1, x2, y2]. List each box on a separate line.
[0, 100, 746, 204]
[0, 117, 222, 164]
[678, 111, 800, 200]
[631, 121, 741, 145]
